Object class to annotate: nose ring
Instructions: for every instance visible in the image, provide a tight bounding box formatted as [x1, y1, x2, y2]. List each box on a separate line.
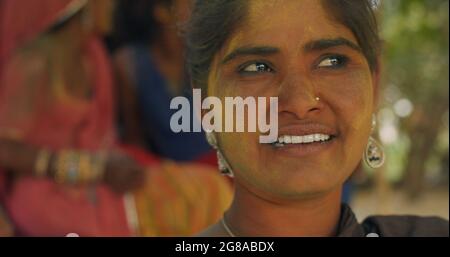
[315, 96, 320, 101]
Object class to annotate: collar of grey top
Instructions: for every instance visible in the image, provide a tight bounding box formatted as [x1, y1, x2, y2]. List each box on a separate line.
[338, 204, 449, 237]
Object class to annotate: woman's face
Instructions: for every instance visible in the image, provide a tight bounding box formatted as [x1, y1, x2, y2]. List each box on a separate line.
[207, 0, 378, 201]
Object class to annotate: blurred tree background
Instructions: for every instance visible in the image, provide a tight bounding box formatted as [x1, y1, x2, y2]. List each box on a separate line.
[373, 0, 449, 199]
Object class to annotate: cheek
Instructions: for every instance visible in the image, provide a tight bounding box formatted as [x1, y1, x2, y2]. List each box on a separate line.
[320, 70, 374, 167]
[210, 77, 267, 178]
[319, 70, 374, 131]
[219, 130, 264, 191]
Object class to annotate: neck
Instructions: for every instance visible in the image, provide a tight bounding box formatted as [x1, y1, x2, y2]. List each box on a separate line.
[225, 183, 343, 237]
[50, 18, 86, 66]
[150, 27, 184, 65]
[150, 28, 185, 95]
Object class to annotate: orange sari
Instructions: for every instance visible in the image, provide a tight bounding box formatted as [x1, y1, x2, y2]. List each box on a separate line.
[121, 146, 232, 236]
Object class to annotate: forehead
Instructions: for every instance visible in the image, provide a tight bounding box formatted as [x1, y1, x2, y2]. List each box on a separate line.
[221, 0, 358, 55]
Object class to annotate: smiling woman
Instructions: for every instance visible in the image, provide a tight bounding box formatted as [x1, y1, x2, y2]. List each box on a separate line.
[185, 0, 449, 237]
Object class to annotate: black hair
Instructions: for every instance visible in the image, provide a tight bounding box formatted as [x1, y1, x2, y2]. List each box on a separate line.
[113, 0, 174, 46]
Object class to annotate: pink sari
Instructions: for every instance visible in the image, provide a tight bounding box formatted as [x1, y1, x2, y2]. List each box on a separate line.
[0, 0, 78, 84]
[0, 37, 131, 236]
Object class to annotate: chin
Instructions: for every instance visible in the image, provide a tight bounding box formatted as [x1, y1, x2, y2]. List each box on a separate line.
[255, 168, 344, 200]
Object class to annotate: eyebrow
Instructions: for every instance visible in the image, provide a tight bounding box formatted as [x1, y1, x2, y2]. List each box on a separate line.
[303, 37, 362, 53]
[220, 37, 361, 65]
[221, 46, 280, 65]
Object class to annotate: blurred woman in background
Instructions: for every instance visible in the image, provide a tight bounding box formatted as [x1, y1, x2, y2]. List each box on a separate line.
[0, 0, 145, 236]
[113, 0, 215, 163]
[0, 0, 231, 236]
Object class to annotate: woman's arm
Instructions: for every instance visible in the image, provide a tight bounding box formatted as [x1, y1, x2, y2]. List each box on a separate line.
[0, 138, 146, 193]
[0, 138, 38, 177]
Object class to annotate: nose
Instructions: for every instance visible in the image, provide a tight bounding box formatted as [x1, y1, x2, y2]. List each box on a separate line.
[277, 73, 322, 119]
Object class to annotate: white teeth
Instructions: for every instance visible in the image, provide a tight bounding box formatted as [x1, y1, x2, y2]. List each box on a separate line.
[305, 135, 314, 143]
[292, 136, 301, 144]
[314, 134, 321, 142]
[284, 135, 292, 144]
[276, 134, 331, 145]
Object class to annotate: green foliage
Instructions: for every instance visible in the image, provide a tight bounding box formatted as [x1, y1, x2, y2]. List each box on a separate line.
[376, 0, 449, 185]
[381, 0, 449, 106]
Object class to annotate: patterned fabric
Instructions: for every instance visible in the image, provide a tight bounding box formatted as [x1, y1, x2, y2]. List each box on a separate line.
[134, 161, 232, 236]
[107, 146, 232, 237]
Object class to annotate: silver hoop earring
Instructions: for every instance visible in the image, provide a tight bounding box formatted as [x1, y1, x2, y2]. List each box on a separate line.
[205, 131, 217, 148]
[206, 132, 234, 177]
[216, 151, 234, 177]
[364, 115, 385, 169]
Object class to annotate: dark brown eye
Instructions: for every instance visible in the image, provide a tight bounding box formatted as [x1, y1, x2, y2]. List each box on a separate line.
[239, 62, 274, 74]
[317, 55, 349, 68]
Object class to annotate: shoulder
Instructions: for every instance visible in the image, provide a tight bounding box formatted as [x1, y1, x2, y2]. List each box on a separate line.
[362, 215, 449, 237]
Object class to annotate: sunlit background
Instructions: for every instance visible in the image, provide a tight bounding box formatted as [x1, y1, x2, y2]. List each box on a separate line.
[350, 0, 449, 220]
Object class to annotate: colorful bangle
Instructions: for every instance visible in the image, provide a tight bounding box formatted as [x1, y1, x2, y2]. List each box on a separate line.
[53, 150, 108, 185]
[66, 151, 80, 184]
[55, 150, 80, 184]
[78, 151, 91, 183]
[54, 150, 66, 183]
